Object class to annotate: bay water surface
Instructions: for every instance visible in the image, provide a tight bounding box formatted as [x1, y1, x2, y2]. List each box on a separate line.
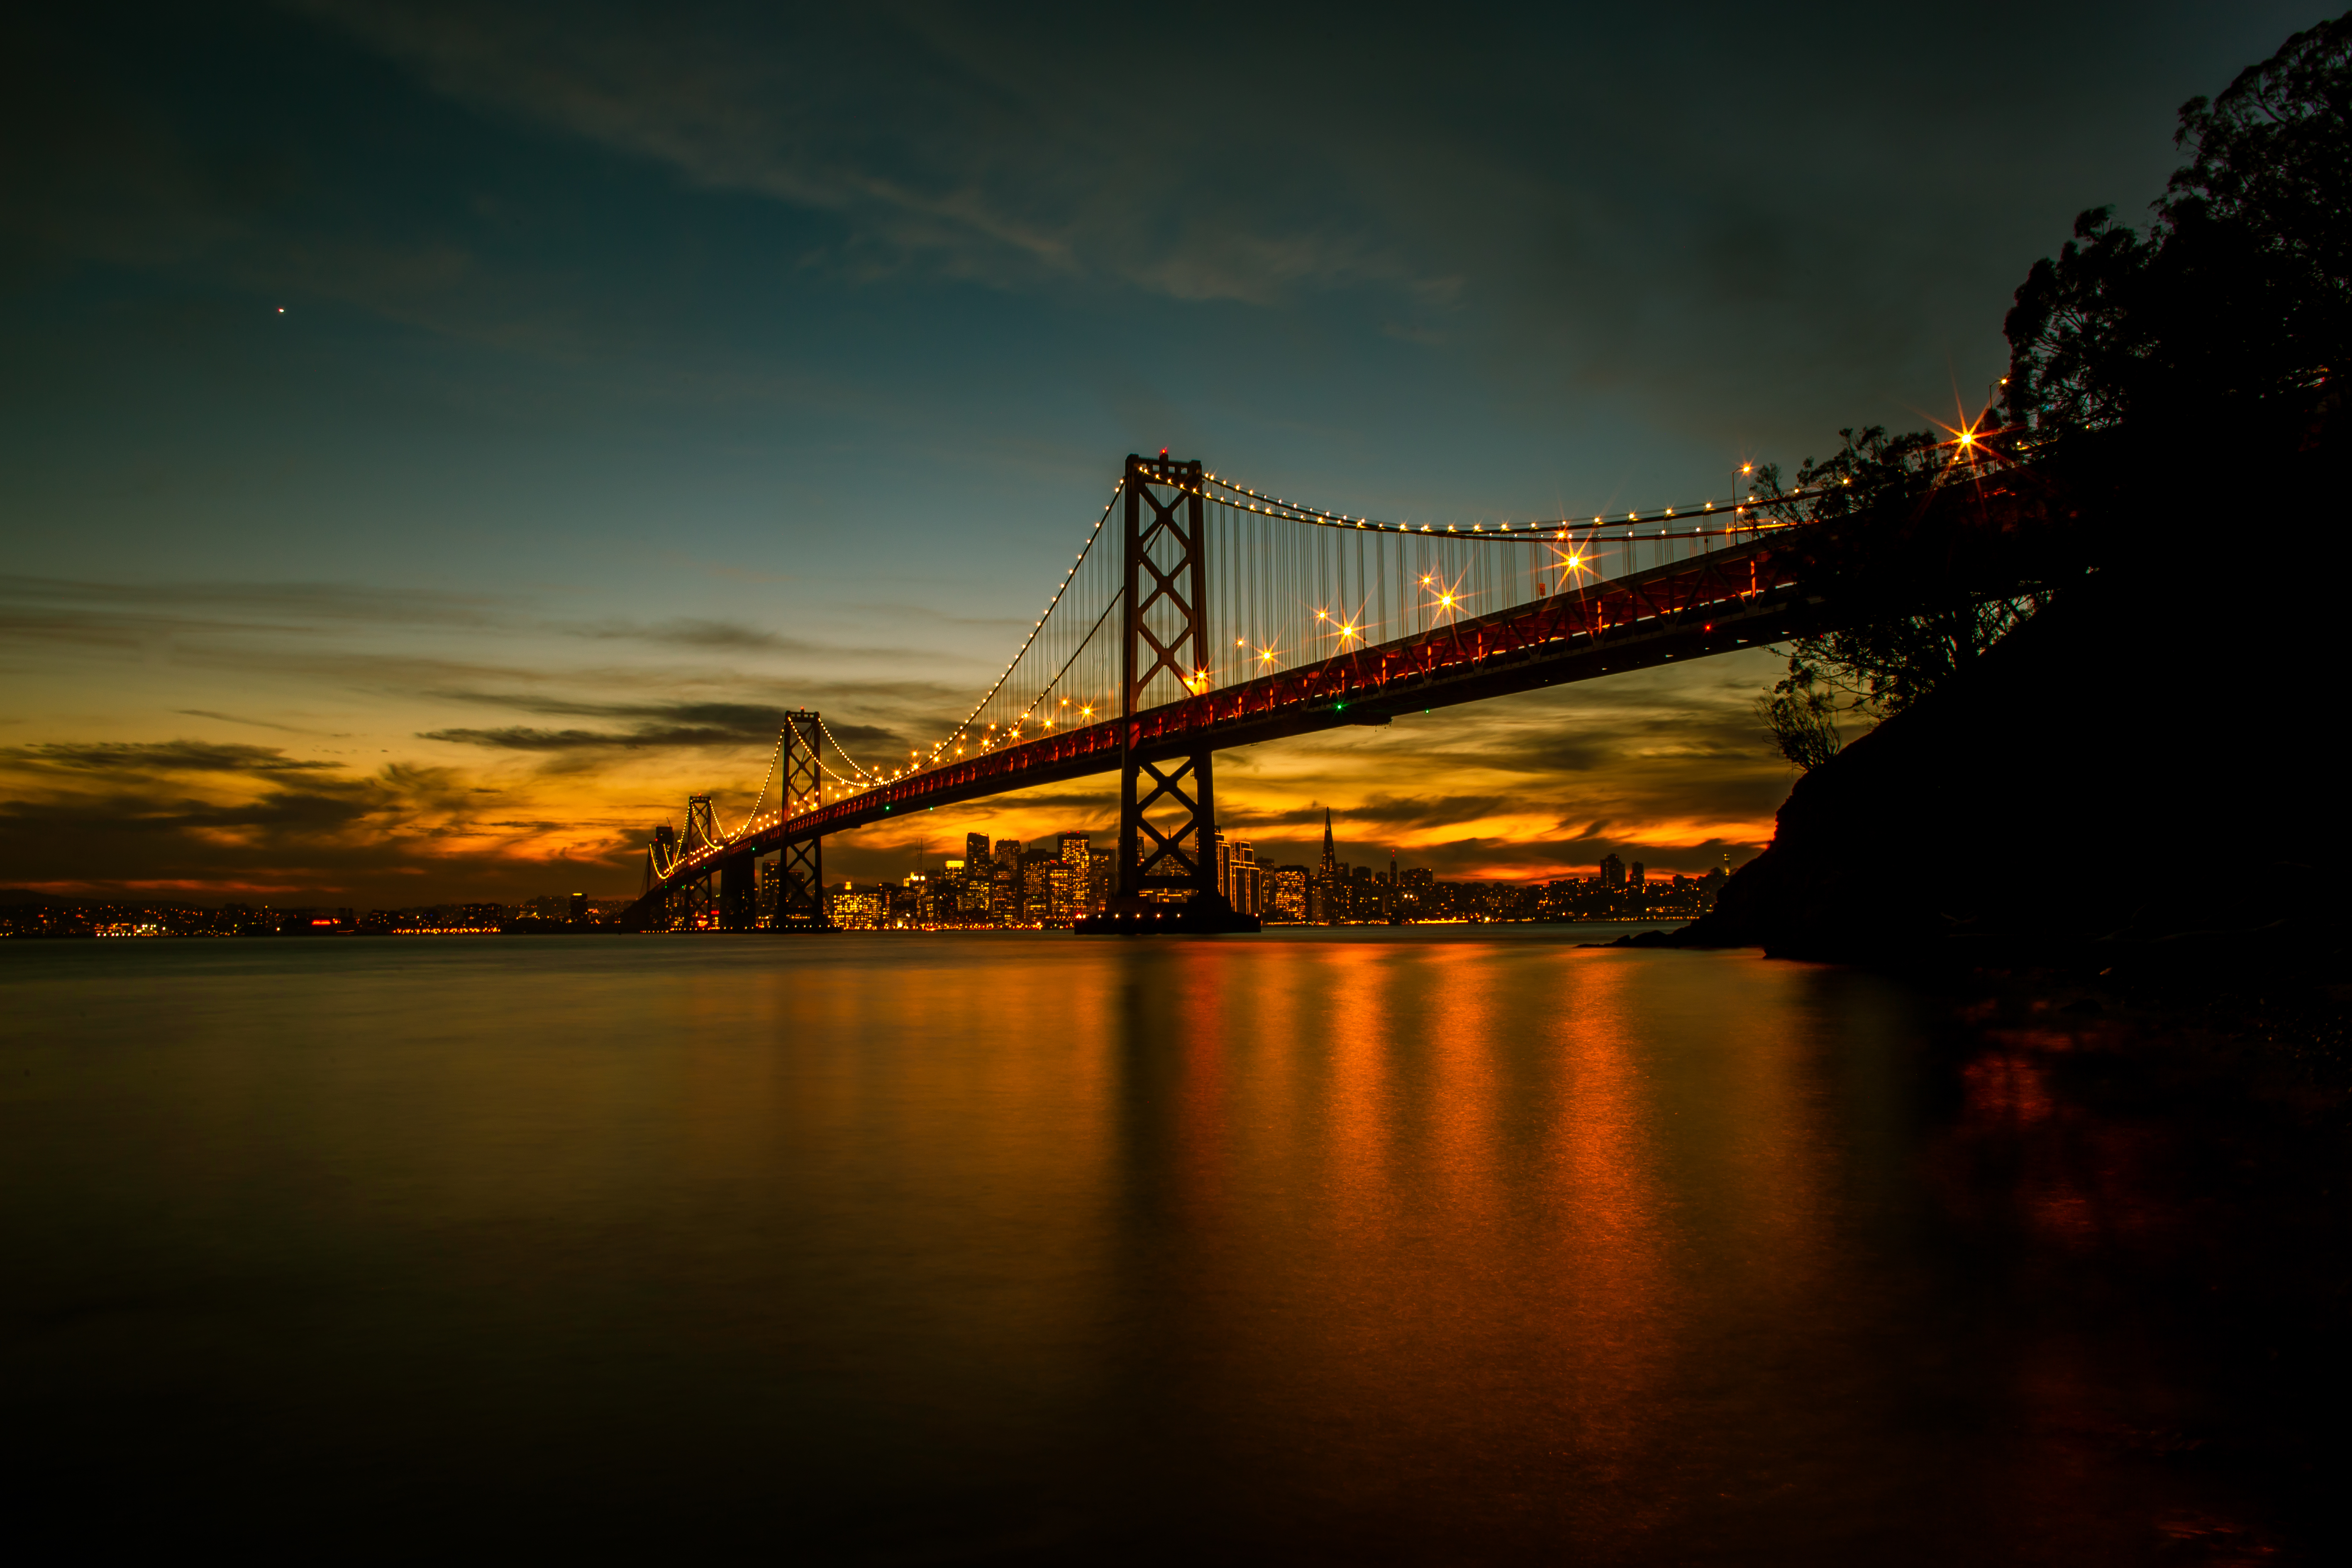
[2, 929, 2327, 1561]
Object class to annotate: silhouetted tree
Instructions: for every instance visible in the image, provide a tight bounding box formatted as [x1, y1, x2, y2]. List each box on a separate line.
[1756, 14, 2349, 754]
[1776, 595, 2043, 720]
[1746, 427, 2024, 747]
[2004, 13, 2350, 433]
[1742, 424, 1944, 527]
[1756, 665, 1842, 772]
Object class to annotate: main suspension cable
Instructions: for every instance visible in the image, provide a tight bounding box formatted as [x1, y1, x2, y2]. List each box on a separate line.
[925, 476, 1123, 764]
[1197, 470, 1818, 538]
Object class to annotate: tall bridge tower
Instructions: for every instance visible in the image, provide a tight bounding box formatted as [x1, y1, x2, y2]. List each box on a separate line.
[773, 711, 828, 929]
[680, 794, 718, 928]
[1116, 453, 1231, 917]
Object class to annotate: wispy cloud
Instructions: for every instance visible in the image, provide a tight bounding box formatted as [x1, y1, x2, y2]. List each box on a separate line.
[420, 696, 915, 766]
[0, 740, 343, 775]
[289, 0, 1445, 309]
[425, 723, 765, 752]
[174, 708, 342, 736]
[548, 615, 930, 658]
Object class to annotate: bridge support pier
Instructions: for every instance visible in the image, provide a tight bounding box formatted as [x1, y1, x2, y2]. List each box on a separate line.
[1122, 749, 1216, 905]
[717, 852, 756, 931]
[677, 872, 713, 932]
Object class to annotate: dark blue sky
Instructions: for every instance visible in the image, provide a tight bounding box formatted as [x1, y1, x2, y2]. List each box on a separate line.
[1, 2, 2324, 900]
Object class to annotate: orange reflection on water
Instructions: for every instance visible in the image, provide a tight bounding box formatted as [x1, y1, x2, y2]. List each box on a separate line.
[1319, 940, 1399, 1234]
[1122, 939, 1707, 1546]
[1170, 945, 1236, 1217]
[1418, 940, 1511, 1234]
[1535, 949, 1676, 1477]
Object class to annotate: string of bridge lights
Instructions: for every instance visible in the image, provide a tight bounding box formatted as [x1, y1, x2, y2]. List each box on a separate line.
[893, 476, 1126, 780]
[815, 715, 883, 785]
[694, 478, 1126, 828]
[699, 485, 1127, 847]
[722, 730, 786, 843]
[650, 717, 824, 869]
[1195, 470, 1834, 539]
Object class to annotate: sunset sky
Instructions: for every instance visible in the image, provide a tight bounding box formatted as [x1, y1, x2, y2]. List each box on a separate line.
[2, 2, 2318, 904]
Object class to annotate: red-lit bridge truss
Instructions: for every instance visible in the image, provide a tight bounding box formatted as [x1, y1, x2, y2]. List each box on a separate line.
[625, 446, 2064, 927]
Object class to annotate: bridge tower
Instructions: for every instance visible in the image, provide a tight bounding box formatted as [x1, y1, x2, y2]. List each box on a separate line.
[678, 794, 719, 929]
[646, 823, 679, 927]
[773, 711, 830, 929]
[1115, 454, 1235, 919]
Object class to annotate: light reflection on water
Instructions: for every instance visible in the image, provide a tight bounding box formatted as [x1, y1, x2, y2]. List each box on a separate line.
[0, 930, 2302, 1561]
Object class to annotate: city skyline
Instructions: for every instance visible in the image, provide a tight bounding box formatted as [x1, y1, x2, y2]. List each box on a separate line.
[0, 825, 1728, 935]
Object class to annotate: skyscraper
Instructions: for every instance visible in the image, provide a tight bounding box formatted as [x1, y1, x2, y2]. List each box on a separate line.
[1271, 866, 1309, 923]
[1058, 832, 1092, 915]
[1233, 840, 1258, 916]
[1021, 853, 1055, 924]
[1317, 808, 1339, 924]
[991, 839, 1022, 924]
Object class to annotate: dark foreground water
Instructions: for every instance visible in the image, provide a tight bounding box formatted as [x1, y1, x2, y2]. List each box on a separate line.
[2, 931, 2340, 1563]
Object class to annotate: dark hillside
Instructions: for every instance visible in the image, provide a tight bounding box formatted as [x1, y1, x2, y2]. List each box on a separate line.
[1678, 423, 2349, 1002]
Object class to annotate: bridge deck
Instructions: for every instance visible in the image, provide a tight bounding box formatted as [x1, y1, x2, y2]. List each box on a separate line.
[651, 524, 1829, 891]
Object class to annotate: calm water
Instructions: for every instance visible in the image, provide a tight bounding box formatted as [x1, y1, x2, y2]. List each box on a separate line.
[1, 931, 2332, 1561]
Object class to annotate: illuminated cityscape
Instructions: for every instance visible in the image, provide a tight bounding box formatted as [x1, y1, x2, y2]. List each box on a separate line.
[0, 837, 1723, 938]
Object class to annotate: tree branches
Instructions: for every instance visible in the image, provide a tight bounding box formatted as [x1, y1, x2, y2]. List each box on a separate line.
[2004, 13, 2351, 435]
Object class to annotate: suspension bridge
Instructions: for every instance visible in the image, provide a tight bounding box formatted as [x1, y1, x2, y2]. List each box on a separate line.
[622, 443, 2054, 933]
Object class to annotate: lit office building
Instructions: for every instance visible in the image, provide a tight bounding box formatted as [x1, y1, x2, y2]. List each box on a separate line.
[1057, 832, 1094, 915]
